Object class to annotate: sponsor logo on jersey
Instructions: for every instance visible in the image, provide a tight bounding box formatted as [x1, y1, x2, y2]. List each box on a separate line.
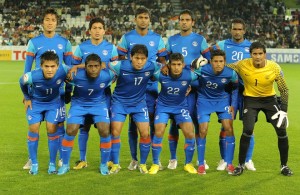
[37, 46, 43, 50]
[181, 81, 187, 86]
[56, 79, 62, 84]
[221, 78, 227, 83]
[155, 115, 159, 120]
[84, 52, 90, 55]
[245, 47, 249, 52]
[171, 44, 177, 47]
[192, 41, 198, 47]
[100, 83, 105, 88]
[149, 41, 155, 47]
[28, 115, 32, 120]
[145, 72, 150, 76]
[243, 109, 248, 114]
[103, 50, 108, 56]
[58, 44, 63, 50]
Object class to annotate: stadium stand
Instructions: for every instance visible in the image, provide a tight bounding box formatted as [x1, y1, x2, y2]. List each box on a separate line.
[0, 0, 299, 48]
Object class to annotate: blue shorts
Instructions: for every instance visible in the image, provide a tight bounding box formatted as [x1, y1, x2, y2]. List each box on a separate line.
[197, 99, 232, 123]
[154, 104, 192, 125]
[67, 103, 110, 124]
[110, 100, 149, 123]
[26, 100, 61, 125]
[57, 96, 66, 123]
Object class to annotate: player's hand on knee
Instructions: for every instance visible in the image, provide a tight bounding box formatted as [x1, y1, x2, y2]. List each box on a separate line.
[24, 99, 32, 110]
[271, 110, 289, 128]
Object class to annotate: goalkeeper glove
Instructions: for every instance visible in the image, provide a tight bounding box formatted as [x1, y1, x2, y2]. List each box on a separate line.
[271, 110, 289, 128]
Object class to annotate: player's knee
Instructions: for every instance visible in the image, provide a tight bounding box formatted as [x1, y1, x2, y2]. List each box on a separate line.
[199, 129, 208, 138]
[66, 128, 77, 136]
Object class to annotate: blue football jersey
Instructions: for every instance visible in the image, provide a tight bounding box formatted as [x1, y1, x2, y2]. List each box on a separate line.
[117, 29, 167, 61]
[70, 68, 115, 106]
[215, 39, 251, 63]
[20, 64, 69, 103]
[154, 69, 198, 107]
[166, 32, 210, 68]
[24, 34, 72, 73]
[109, 60, 161, 105]
[72, 39, 118, 66]
[194, 64, 238, 101]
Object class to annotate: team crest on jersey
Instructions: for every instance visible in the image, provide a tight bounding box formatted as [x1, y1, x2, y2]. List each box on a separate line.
[149, 41, 155, 47]
[192, 41, 198, 47]
[56, 79, 62, 84]
[58, 44, 63, 50]
[155, 115, 159, 120]
[102, 50, 108, 56]
[243, 109, 248, 114]
[181, 81, 187, 86]
[23, 74, 29, 83]
[221, 78, 227, 83]
[28, 115, 32, 120]
[145, 72, 150, 76]
[100, 83, 105, 88]
[67, 113, 71, 118]
[245, 47, 249, 52]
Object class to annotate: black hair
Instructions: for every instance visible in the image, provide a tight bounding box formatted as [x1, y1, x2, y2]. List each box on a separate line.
[131, 44, 148, 57]
[89, 17, 106, 30]
[169, 53, 184, 63]
[211, 49, 226, 60]
[231, 18, 246, 29]
[179, 9, 195, 21]
[135, 7, 151, 18]
[85, 54, 102, 66]
[40, 51, 59, 66]
[250, 42, 266, 53]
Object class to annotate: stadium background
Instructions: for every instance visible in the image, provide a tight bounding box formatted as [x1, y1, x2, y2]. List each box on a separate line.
[1, 0, 300, 194]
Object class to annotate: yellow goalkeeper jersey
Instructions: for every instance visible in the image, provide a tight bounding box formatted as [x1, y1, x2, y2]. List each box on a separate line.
[227, 58, 288, 105]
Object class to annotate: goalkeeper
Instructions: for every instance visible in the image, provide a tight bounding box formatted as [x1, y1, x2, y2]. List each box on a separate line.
[215, 41, 293, 176]
[193, 41, 293, 176]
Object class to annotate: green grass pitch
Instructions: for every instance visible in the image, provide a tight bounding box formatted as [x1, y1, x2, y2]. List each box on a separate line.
[1, 61, 299, 194]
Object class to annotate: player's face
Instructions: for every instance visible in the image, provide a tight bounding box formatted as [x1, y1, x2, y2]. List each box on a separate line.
[41, 60, 59, 79]
[169, 60, 184, 77]
[131, 53, 148, 70]
[86, 60, 101, 78]
[251, 48, 266, 68]
[231, 23, 245, 43]
[43, 14, 57, 32]
[89, 22, 105, 41]
[211, 55, 225, 75]
[135, 13, 150, 30]
[179, 14, 194, 32]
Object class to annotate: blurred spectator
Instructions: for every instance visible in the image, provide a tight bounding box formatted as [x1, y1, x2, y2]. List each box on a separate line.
[0, 0, 299, 48]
